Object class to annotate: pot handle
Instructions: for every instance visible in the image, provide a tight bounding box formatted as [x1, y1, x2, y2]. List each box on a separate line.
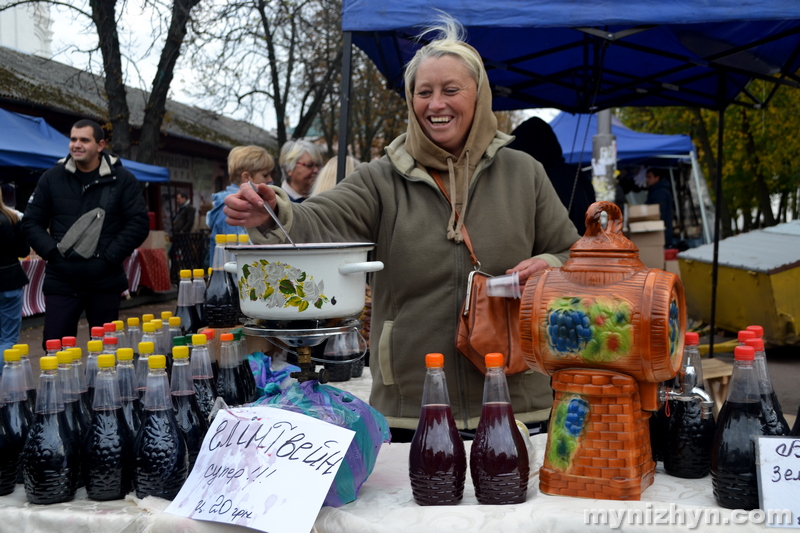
[224, 262, 238, 275]
[339, 261, 384, 275]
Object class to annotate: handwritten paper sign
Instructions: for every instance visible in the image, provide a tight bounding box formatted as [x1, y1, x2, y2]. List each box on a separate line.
[165, 406, 355, 533]
[756, 436, 800, 529]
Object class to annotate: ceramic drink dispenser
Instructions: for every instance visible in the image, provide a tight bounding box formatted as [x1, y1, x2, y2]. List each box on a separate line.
[519, 202, 685, 500]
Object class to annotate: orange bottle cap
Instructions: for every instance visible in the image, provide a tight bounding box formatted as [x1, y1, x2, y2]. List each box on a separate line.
[485, 352, 504, 368]
[425, 353, 444, 368]
[220, 333, 234, 341]
[201, 329, 215, 340]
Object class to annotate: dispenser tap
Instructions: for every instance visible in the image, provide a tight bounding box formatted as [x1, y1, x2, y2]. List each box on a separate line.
[659, 363, 715, 419]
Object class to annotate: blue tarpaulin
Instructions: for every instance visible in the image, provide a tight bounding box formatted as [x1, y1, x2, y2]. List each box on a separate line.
[0, 108, 170, 183]
[549, 112, 694, 165]
[342, 0, 800, 112]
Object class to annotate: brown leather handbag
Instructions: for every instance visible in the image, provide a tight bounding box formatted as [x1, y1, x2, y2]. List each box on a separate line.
[431, 171, 528, 375]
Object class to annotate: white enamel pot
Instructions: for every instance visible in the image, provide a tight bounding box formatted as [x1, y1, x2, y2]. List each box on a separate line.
[224, 242, 383, 320]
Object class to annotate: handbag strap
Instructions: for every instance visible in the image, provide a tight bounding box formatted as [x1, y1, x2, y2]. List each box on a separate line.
[431, 170, 479, 267]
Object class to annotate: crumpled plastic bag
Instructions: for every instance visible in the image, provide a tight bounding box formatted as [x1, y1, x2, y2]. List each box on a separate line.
[248, 352, 299, 398]
[253, 380, 391, 507]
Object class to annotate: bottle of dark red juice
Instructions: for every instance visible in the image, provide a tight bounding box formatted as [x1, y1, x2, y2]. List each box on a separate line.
[470, 352, 529, 504]
[711, 345, 768, 510]
[408, 353, 466, 505]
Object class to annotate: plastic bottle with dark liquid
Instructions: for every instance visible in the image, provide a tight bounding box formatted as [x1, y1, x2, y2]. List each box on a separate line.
[216, 333, 247, 406]
[0, 391, 18, 494]
[1, 348, 32, 486]
[664, 332, 716, 478]
[127, 318, 143, 359]
[193, 268, 207, 330]
[56, 350, 87, 442]
[112, 320, 128, 350]
[234, 329, 256, 401]
[204, 234, 240, 328]
[470, 352, 529, 504]
[200, 328, 220, 382]
[21, 356, 79, 504]
[176, 269, 200, 335]
[711, 345, 770, 510]
[68, 347, 92, 428]
[85, 339, 103, 407]
[409, 353, 466, 505]
[190, 334, 217, 421]
[167, 317, 183, 355]
[170, 345, 208, 471]
[137, 334, 157, 399]
[226, 234, 243, 320]
[151, 319, 167, 365]
[133, 355, 189, 500]
[12, 344, 36, 411]
[83, 353, 134, 500]
[743, 336, 790, 436]
[117, 348, 142, 436]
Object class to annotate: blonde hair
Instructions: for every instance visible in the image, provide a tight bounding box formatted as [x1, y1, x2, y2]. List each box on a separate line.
[0, 193, 19, 224]
[227, 145, 275, 185]
[403, 14, 484, 94]
[279, 140, 324, 184]
[310, 156, 361, 197]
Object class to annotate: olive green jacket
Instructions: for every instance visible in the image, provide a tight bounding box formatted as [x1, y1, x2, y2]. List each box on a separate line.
[248, 132, 581, 429]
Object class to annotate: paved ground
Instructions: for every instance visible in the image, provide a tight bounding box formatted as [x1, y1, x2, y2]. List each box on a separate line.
[17, 298, 800, 427]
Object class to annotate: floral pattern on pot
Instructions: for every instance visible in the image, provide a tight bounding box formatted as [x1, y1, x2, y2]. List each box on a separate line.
[547, 395, 589, 472]
[238, 260, 331, 312]
[546, 296, 633, 364]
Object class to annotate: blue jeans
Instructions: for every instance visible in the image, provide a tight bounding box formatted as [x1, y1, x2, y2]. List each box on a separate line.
[0, 288, 24, 374]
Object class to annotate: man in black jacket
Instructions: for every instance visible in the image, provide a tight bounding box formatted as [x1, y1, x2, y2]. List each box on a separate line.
[22, 119, 150, 348]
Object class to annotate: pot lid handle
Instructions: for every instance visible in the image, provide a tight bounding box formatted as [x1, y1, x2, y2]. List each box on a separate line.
[571, 201, 637, 253]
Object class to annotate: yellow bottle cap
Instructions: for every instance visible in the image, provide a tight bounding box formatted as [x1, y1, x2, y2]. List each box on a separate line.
[68, 347, 83, 360]
[180, 269, 192, 279]
[169, 316, 182, 327]
[161, 311, 173, 320]
[152, 319, 163, 328]
[226, 234, 237, 243]
[425, 353, 444, 368]
[40, 356, 58, 371]
[238, 234, 249, 244]
[117, 348, 134, 361]
[56, 351, 73, 365]
[191, 334, 207, 345]
[12, 344, 28, 356]
[97, 354, 116, 368]
[138, 341, 155, 355]
[148, 355, 167, 369]
[3, 349, 20, 362]
[215, 234, 227, 244]
[87, 340, 103, 352]
[143, 322, 156, 333]
[142, 314, 155, 323]
[173, 346, 189, 359]
[127, 317, 140, 327]
[193, 268, 205, 278]
[208, 267, 212, 276]
[112, 320, 124, 331]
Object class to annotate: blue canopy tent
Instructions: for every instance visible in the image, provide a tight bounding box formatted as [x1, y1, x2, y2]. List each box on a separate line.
[337, 0, 800, 354]
[0, 108, 170, 183]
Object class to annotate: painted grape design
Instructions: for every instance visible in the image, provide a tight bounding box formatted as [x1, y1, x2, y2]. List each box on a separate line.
[546, 296, 633, 363]
[564, 397, 589, 437]
[547, 307, 592, 353]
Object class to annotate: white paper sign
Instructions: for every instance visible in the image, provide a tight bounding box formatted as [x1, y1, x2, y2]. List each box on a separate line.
[756, 436, 800, 528]
[166, 406, 355, 533]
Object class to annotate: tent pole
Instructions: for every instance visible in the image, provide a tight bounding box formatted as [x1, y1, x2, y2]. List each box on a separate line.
[690, 150, 712, 244]
[337, 31, 353, 183]
[709, 104, 725, 358]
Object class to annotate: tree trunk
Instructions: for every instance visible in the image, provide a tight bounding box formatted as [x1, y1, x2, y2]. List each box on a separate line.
[137, 0, 201, 164]
[741, 110, 776, 227]
[89, 0, 131, 157]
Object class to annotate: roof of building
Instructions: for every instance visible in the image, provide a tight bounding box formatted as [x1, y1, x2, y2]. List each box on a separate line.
[0, 46, 277, 155]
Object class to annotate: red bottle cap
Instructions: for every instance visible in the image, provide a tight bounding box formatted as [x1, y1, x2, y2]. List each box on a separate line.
[91, 326, 105, 337]
[744, 338, 764, 351]
[425, 353, 444, 368]
[201, 329, 216, 340]
[45, 339, 61, 351]
[684, 332, 699, 345]
[737, 330, 756, 343]
[104, 322, 116, 333]
[61, 336, 77, 347]
[734, 345, 755, 361]
[103, 336, 118, 345]
[746, 325, 764, 338]
[485, 352, 504, 368]
[220, 333, 234, 341]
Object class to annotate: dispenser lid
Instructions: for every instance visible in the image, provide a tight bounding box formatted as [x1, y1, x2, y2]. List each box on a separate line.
[569, 202, 638, 255]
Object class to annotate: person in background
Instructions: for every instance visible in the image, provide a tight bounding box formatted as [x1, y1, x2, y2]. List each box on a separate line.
[21, 119, 149, 349]
[171, 191, 195, 235]
[206, 145, 275, 265]
[645, 167, 674, 248]
[278, 140, 324, 203]
[224, 15, 580, 441]
[309, 155, 361, 197]
[508, 116, 595, 235]
[0, 193, 29, 369]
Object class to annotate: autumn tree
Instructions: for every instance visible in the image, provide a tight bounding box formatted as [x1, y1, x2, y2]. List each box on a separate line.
[0, 0, 201, 162]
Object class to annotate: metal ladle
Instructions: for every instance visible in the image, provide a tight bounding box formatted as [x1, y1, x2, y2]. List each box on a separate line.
[248, 181, 297, 248]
